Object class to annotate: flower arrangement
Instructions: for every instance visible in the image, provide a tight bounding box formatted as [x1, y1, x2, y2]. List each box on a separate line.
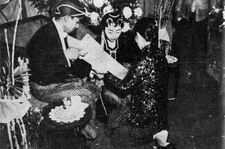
[0, 0, 31, 149]
[81, 0, 142, 31]
[27, 0, 143, 31]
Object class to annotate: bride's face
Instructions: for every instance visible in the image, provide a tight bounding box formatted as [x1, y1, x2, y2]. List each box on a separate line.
[104, 24, 122, 42]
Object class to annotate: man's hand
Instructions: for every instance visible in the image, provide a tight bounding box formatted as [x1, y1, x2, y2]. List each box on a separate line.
[65, 48, 88, 60]
[78, 49, 88, 57]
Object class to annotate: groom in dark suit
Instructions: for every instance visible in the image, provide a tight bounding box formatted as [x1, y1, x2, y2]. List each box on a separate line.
[27, 0, 91, 85]
[27, 0, 99, 140]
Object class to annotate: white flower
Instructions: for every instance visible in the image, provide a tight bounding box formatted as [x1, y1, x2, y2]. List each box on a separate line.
[123, 7, 132, 19]
[104, 0, 110, 5]
[23, 85, 30, 96]
[177, 17, 182, 21]
[214, 8, 220, 13]
[90, 12, 100, 25]
[34, 107, 41, 113]
[223, 10, 225, 20]
[18, 57, 23, 66]
[211, 6, 220, 13]
[122, 22, 130, 32]
[93, 0, 104, 8]
[134, 7, 143, 17]
[103, 5, 114, 15]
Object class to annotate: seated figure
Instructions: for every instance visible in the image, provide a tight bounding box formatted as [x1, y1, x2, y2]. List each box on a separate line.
[94, 12, 141, 121]
[27, 0, 100, 139]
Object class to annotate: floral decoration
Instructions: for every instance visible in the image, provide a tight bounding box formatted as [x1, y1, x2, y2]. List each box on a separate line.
[134, 7, 143, 17]
[80, 0, 143, 30]
[0, 0, 31, 149]
[0, 57, 30, 100]
[103, 4, 114, 15]
[92, 0, 105, 8]
[27, 0, 143, 30]
[123, 6, 132, 19]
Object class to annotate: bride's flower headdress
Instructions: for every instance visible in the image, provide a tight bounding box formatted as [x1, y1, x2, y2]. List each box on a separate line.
[79, 0, 143, 31]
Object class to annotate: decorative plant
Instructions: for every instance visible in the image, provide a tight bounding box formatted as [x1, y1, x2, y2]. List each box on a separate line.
[27, 0, 54, 13]
[157, 0, 175, 49]
[27, 0, 143, 31]
[0, 0, 31, 149]
[82, 0, 143, 31]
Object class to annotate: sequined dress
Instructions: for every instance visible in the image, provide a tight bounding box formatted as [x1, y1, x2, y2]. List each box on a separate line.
[104, 45, 169, 146]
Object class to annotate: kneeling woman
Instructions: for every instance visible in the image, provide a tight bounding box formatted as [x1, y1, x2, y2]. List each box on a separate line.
[102, 17, 176, 148]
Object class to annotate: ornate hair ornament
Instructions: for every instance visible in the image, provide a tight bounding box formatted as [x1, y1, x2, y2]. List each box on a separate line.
[108, 13, 120, 18]
[105, 18, 124, 26]
[105, 12, 124, 27]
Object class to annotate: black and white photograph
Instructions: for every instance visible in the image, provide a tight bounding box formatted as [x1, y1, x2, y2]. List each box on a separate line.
[0, 0, 224, 149]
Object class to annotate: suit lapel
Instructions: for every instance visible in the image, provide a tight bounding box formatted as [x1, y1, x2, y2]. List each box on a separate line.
[48, 23, 69, 66]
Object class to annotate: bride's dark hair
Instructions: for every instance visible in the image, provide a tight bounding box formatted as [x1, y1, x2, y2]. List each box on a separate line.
[134, 17, 158, 49]
[101, 12, 124, 29]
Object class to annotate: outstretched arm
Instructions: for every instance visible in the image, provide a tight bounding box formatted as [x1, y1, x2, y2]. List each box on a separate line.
[104, 53, 153, 95]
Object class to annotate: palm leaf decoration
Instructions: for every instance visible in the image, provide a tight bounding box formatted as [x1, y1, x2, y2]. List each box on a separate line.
[0, 10, 30, 100]
[0, 57, 30, 99]
[0, 1, 30, 149]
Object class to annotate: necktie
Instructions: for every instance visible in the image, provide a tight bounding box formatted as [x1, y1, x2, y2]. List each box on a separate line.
[64, 37, 69, 49]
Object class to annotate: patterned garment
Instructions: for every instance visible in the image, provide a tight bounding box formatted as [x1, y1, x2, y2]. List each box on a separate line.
[30, 79, 101, 104]
[30, 79, 101, 137]
[104, 45, 169, 146]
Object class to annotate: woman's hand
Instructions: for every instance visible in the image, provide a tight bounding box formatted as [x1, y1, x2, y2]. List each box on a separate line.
[135, 32, 151, 49]
[123, 63, 131, 70]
